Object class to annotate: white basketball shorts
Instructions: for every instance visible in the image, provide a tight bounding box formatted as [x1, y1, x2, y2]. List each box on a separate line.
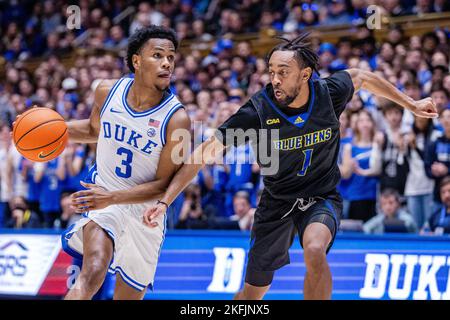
[61, 202, 166, 291]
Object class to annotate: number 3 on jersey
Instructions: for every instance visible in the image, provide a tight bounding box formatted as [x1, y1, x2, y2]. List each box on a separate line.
[298, 149, 313, 176]
[116, 147, 133, 178]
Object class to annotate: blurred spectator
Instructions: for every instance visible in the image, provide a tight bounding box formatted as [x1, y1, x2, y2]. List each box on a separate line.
[0, 94, 16, 126]
[382, 0, 410, 16]
[104, 26, 128, 51]
[20, 158, 41, 221]
[175, 183, 209, 229]
[210, 190, 255, 231]
[224, 143, 258, 217]
[318, 42, 337, 76]
[421, 32, 440, 62]
[425, 108, 450, 212]
[363, 189, 418, 234]
[212, 38, 234, 60]
[41, 0, 62, 36]
[5, 196, 41, 229]
[404, 115, 441, 229]
[64, 143, 96, 192]
[230, 190, 255, 231]
[59, 191, 81, 229]
[129, 2, 165, 34]
[174, 0, 195, 25]
[34, 156, 66, 228]
[191, 19, 213, 42]
[411, 0, 434, 15]
[378, 101, 410, 197]
[348, 0, 368, 23]
[0, 124, 14, 228]
[340, 110, 381, 222]
[323, 0, 352, 26]
[198, 164, 228, 218]
[430, 85, 450, 114]
[338, 110, 353, 218]
[259, 10, 282, 32]
[235, 41, 256, 66]
[434, 0, 450, 12]
[424, 176, 450, 235]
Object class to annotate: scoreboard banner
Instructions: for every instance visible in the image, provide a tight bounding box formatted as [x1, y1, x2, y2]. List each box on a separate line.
[0, 229, 449, 300]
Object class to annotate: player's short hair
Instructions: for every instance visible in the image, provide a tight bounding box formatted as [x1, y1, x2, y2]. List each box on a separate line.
[266, 32, 320, 75]
[126, 25, 179, 73]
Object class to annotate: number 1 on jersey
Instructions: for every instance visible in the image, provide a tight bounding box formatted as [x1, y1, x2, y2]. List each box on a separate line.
[298, 149, 313, 176]
[116, 147, 133, 178]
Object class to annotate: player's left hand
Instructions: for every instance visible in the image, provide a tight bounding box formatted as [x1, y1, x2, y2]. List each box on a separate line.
[143, 202, 167, 228]
[71, 181, 114, 213]
[410, 97, 438, 118]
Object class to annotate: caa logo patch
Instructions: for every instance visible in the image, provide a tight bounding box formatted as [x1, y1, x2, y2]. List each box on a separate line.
[266, 118, 280, 125]
[147, 128, 157, 138]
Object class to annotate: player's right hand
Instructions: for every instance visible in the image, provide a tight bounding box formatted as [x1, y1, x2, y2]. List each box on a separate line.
[410, 97, 438, 118]
[143, 202, 167, 228]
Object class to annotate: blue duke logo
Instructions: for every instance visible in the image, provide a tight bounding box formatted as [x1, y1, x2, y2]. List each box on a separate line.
[360, 253, 450, 300]
[207, 248, 245, 293]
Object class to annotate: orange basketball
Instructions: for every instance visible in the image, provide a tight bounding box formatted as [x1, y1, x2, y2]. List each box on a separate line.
[13, 107, 68, 162]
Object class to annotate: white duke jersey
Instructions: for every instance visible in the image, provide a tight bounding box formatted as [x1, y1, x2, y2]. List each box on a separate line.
[91, 77, 183, 195]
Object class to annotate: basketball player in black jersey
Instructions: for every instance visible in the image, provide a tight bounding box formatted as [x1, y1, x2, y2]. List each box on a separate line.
[143, 33, 437, 299]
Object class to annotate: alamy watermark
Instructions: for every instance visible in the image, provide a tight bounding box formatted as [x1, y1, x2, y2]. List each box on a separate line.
[366, 5, 382, 30]
[66, 264, 81, 290]
[66, 5, 81, 30]
[168, 125, 281, 176]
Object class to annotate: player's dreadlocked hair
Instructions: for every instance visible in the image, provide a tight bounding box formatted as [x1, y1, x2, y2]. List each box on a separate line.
[267, 32, 320, 75]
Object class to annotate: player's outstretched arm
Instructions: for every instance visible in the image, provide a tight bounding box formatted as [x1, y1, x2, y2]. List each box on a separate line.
[143, 134, 227, 227]
[67, 80, 116, 143]
[71, 108, 192, 213]
[344, 68, 438, 118]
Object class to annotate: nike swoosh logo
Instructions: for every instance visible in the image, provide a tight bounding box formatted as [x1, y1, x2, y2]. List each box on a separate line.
[111, 108, 122, 113]
[38, 142, 63, 159]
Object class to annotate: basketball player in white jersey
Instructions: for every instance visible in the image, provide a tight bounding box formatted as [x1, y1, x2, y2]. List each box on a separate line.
[59, 26, 190, 299]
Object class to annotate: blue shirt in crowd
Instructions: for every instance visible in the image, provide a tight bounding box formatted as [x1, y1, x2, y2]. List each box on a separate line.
[340, 144, 378, 201]
[424, 135, 450, 201]
[39, 159, 63, 213]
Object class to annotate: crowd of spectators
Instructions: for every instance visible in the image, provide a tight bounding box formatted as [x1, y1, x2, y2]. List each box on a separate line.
[2, 0, 450, 62]
[0, 1, 449, 235]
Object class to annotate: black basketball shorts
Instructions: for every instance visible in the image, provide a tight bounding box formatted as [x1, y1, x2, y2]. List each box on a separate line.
[245, 190, 342, 287]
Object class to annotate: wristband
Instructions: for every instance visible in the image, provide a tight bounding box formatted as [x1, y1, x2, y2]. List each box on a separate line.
[157, 200, 169, 210]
